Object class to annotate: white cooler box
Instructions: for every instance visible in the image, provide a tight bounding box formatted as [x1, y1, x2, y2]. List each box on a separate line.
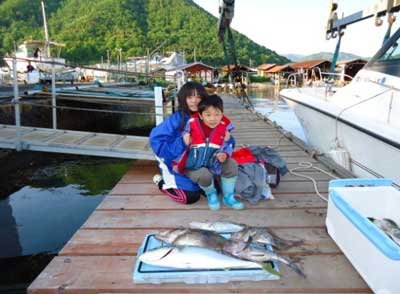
[326, 178, 400, 294]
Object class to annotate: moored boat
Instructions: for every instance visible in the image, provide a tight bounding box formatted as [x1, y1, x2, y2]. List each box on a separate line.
[281, 3, 400, 186]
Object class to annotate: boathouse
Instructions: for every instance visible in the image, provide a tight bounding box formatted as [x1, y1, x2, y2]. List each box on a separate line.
[164, 62, 214, 83]
[265, 64, 294, 82]
[291, 59, 332, 81]
[336, 58, 368, 81]
[220, 64, 256, 85]
[256, 63, 276, 77]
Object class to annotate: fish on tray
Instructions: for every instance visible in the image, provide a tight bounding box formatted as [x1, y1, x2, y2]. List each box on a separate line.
[139, 245, 263, 270]
[155, 227, 305, 278]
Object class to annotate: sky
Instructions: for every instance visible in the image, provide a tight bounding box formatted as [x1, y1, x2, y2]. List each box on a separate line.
[193, 0, 400, 58]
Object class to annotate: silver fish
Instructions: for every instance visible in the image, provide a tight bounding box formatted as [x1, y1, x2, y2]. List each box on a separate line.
[231, 227, 304, 250]
[155, 228, 246, 253]
[139, 245, 262, 270]
[369, 218, 400, 246]
[223, 241, 306, 278]
[154, 228, 188, 244]
[189, 220, 246, 233]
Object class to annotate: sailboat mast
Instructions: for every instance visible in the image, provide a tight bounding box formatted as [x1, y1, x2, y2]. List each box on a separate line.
[41, 1, 51, 57]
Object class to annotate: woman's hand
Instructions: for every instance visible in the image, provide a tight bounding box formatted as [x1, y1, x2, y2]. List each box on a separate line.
[183, 133, 191, 145]
[216, 152, 227, 163]
[224, 131, 230, 142]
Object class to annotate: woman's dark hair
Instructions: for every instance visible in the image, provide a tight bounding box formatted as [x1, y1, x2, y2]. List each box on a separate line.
[198, 94, 224, 114]
[177, 81, 208, 129]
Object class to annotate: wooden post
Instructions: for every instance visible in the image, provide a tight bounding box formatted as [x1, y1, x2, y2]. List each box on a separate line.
[51, 60, 57, 129]
[154, 86, 164, 125]
[12, 58, 22, 151]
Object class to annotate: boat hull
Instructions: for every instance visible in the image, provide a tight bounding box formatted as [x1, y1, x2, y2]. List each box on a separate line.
[281, 91, 400, 186]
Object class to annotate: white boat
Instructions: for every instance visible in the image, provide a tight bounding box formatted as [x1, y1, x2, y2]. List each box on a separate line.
[3, 1, 68, 81]
[281, 8, 400, 186]
[4, 40, 66, 73]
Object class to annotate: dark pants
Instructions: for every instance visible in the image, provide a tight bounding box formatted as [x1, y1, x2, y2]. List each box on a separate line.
[184, 158, 238, 187]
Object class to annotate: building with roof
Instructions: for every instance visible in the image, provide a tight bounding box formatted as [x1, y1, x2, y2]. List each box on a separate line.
[256, 63, 276, 77]
[161, 62, 214, 82]
[291, 59, 332, 81]
[264, 64, 295, 82]
[336, 59, 368, 81]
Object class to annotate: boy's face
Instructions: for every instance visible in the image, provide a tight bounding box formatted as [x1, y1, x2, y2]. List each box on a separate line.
[200, 106, 223, 128]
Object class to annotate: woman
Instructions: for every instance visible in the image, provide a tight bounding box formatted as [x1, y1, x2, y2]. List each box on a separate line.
[149, 82, 208, 204]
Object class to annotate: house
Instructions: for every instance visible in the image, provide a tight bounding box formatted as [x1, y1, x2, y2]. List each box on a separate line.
[291, 59, 332, 81]
[336, 59, 368, 81]
[265, 64, 294, 81]
[256, 63, 276, 77]
[163, 62, 214, 83]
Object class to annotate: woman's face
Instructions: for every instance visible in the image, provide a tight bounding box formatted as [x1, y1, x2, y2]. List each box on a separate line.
[186, 91, 202, 112]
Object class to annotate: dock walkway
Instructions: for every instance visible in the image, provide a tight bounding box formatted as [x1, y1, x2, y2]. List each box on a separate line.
[0, 125, 153, 159]
[28, 94, 371, 293]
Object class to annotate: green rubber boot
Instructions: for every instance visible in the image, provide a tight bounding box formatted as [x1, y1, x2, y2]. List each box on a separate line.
[200, 181, 220, 211]
[221, 176, 244, 210]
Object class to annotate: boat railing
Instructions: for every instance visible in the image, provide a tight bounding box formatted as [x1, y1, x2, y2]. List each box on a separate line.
[285, 70, 354, 97]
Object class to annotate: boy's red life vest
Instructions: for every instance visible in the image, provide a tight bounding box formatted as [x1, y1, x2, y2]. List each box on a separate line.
[177, 113, 230, 173]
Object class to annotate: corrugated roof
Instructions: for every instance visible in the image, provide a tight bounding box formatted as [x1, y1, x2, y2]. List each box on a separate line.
[257, 63, 276, 70]
[291, 59, 331, 69]
[221, 64, 254, 72]
[266, 64, 293, 73]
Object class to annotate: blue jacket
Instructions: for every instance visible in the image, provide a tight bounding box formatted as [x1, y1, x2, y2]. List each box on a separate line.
[178, 114, 234, 174]
[149, 111, 200, 191]
[150, 111, 236, 191]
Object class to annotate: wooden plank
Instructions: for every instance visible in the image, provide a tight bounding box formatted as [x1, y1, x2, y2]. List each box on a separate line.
[28, 255, 370, 294]
[118, 172, 332, 184]
[29, 94, 370, 294]
[82, 209, 327, 229]
[98, 194, 327, 210]
[59, 228, 339, 256]
[110, 180, 328, 195]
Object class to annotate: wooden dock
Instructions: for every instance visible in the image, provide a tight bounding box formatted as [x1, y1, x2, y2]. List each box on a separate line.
[28, 94, 372, 293]
[0, 125, 153, 159]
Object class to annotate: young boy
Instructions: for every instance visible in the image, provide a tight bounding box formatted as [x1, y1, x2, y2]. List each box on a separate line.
[177, 94, 244, 210]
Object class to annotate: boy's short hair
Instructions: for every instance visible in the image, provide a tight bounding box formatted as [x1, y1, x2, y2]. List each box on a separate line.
[198, 94, 224, 113]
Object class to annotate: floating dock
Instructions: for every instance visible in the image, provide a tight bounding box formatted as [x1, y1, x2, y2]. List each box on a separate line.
[28, 93, 371, 293]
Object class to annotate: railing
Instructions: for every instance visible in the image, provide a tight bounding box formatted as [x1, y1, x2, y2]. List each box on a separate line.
[285, 69, 355, 98]
[5, 57, 176, 151]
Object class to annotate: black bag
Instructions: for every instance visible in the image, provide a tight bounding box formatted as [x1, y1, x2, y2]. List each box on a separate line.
[265, 163, 280, 188]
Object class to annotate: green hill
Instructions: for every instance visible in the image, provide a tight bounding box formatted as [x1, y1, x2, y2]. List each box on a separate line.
[285, 51, 365, 62]
[0, 0, 289, 66]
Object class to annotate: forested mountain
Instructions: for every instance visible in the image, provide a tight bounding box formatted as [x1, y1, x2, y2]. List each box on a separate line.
[0, 0, 289, 66]
[284, 52, 366, 62]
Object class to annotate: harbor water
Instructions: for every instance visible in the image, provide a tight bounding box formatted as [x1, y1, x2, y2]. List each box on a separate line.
[0, 95, 155, 291]
[247, 85, 307, 143]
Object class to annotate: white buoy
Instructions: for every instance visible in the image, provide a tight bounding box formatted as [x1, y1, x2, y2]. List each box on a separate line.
[329, 147, 351, 170]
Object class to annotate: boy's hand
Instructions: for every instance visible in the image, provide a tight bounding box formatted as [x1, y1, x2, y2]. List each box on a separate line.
[224, 131, 230, 142]
[216, 152, 227, 163]
[183, 133, 191, 145]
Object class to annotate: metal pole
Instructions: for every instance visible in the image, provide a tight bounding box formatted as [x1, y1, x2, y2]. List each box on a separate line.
[51, 60, 57, 129]
[12, 58, 22, 151]
[154, 86, 164, 125]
